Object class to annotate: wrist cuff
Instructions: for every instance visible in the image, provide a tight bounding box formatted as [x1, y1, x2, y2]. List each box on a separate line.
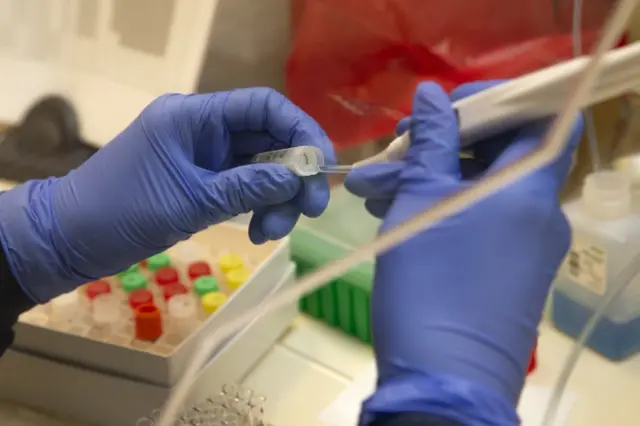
[360, 372, 519, 426]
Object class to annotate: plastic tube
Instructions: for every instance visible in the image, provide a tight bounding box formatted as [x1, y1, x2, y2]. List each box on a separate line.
[574, 0, 603, 172]
[154, 1, 636, 424]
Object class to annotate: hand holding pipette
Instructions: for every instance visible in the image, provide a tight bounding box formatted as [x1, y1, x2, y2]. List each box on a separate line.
[346, 82, 583, 425]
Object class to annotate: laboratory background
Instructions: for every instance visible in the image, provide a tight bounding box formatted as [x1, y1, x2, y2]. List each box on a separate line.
[1, 0, 640, 425]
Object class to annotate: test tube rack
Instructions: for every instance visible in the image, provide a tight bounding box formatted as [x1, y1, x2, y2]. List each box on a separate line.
[291, 187, 377, 344]
[0, 222, 297, 426]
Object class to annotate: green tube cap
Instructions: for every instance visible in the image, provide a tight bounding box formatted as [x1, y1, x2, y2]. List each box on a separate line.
[121, 272, 148, 293]
[118, 264, 138, 277]
[146, 253, 171, 271]
[194, 276, 219, 297]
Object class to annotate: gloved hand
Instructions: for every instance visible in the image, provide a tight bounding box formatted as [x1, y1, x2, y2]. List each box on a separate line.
[345, 82, 582, 425]
[0, 88, 334, 303]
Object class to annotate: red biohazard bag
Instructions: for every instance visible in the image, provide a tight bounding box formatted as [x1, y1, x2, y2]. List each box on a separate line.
[286, 0, 619, 148]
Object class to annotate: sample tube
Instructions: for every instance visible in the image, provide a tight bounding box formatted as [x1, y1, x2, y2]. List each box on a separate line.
[135, 304, 163, 341]
[188, 261, 212, 281]
[146, 252, 171, 271]
[167, 294, 198, 337]
[92, 293, 121, 333]
[218, 253, 244, 274]
[201, 292, 227, 317]
[121, 272, 148, 293]
[85, 280, 111, 300]
[163, 283, 189, 302]
[155, 267, 179, 287]
[226, 268, 251, 291]
[252, 146, 324, 176]
[50, 290, 85, 328]
[129, 289, 154, 310]
[194, 276, 219, 297]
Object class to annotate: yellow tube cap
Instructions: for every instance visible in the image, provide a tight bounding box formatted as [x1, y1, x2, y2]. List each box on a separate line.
[218, 253, 244, 273]
[226, 268, 251, 290]
[201, 292, 227, 316]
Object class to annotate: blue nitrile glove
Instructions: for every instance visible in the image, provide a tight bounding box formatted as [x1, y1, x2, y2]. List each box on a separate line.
[345, 82, 582, 425]
[0, 88, 334, 303]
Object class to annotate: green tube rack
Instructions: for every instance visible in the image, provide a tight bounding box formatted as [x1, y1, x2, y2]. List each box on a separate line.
[291, 187, 380, 344]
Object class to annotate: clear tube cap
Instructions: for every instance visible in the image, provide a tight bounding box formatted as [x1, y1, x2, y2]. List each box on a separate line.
[582, 170, 632, 220]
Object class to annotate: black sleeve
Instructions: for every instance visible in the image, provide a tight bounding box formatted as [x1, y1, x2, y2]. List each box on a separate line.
[0, 241, 36, 357]
[373, 413, 464, 426]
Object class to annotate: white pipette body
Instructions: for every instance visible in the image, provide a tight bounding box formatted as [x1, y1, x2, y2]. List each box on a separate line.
[356, 41, 640, 167]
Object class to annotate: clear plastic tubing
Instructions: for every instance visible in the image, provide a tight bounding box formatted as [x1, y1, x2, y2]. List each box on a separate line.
[252, 146, 352, 176]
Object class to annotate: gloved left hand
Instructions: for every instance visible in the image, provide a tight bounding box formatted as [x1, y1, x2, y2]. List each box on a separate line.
[0, 88, 334, 303]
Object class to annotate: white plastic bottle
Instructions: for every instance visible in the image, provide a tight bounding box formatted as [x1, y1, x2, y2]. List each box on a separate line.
[551, 170, 640, 360]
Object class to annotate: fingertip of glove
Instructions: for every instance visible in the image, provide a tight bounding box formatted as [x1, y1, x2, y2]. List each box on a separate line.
[298, 175, 330, 218]
[345, 163, 403, 197]
[261, 204, 300, 240]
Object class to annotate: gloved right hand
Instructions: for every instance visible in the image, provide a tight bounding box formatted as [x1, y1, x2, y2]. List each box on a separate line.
[0, 88, 334, 303]
[345, 82, 582, 425]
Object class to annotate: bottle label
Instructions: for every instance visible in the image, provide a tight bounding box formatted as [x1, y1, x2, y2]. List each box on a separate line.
[564, 238, 607, 295]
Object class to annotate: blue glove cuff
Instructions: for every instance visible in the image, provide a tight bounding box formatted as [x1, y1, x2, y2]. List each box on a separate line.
[0, 179, 79, 303]
[359, 372, 519, 426]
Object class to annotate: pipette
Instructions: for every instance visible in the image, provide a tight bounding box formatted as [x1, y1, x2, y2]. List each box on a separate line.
[355, 40, 640, 167]
[255, 41, 640, 175]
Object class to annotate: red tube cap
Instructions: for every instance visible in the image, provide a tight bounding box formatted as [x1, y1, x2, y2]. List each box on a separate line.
[129, 289, 154, 310]
[86, 280, 111, 300]
[135, 303, 163, 341]
[188, 261, 212, 281]
[527, 341, 538, 375]
[155, 267, 179, 287]
[163, 283, 189, 302]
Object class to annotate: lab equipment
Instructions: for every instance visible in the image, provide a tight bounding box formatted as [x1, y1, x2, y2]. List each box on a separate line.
[188, 261, 213, 281]
[167, 295, 198, 338]
[552, 170, 640, 360]
[202, 293, 228, 317]
[91, 293, 121, 333]
[85, 280, 112, 300]
[0, 88, 333, 302]
[135, 304, 164, 342]
[194, 276, 220, 297]
[122, 272, 148, 293]
[129, 289, 155, 310]
[252, 146, 352, 176]
[2, 222, 295, 425]
[147, 253, 172, 271]
[354, 39, 640, 168]
[226, 268, 252, 291]
[155, 267, 180, 287]
[119, 264, 139, 277]
[50, 290, 85, 328]
[543, 249, 640, 426]
[155, 2, 635, 423]
[219, 253, 245, 274]
[163, 283, 189, 302]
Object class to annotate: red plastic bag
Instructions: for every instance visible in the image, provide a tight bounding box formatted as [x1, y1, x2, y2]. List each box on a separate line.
[286, 0, 618, 148]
